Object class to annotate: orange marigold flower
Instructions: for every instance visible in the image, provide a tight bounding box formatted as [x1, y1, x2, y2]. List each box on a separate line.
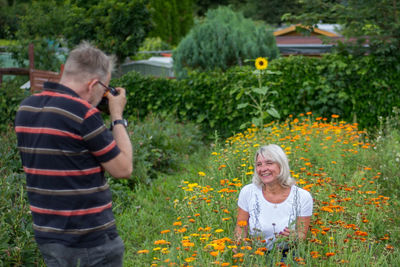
[354, 231, 368, 236]
[210, 251, 219, 257]
[173, 221, 182, 226]
[385, 244, 394, 250]
[233, 253, 245, 258]
[137, 249, 149, 254]
[254, 250, 264, 256]
[237, 220, 248, 227]
[161, 230, 171, 234]
[326, 252, 335, 257]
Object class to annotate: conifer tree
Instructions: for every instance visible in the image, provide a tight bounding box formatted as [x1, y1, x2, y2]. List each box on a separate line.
[173, 6, 279, 78]
[149, 0, 194, 46]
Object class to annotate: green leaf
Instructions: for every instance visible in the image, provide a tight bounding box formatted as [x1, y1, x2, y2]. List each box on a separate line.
[237, 103, 249, 109]
[252, 117, 263, 127]
[252, 87, 269, 95]
[267, 108, 280, 119]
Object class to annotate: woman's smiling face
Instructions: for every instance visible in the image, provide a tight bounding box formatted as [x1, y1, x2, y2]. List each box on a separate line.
[255, 154, 281, 185]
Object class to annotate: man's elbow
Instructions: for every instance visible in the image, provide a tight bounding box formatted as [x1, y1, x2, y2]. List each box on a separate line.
[116, 164, 133, 179]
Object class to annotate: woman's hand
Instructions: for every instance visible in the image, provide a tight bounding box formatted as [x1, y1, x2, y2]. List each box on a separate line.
[279, 227, 291, 237]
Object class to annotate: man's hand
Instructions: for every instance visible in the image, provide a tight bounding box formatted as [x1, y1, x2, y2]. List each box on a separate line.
[107, 87, 127, 121]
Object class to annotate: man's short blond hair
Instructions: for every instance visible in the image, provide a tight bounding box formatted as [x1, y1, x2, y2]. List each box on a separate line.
[62, 41, 115, 83]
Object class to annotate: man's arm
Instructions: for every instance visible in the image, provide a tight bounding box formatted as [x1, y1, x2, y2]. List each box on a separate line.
[101, 87, 133, 178]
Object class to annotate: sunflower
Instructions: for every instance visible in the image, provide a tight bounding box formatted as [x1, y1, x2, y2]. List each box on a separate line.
[255, 57, 268, 70]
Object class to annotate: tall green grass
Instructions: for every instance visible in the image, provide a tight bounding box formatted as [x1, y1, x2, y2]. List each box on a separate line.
[120, 113, 400, 266]
[1, 112, 399, 266]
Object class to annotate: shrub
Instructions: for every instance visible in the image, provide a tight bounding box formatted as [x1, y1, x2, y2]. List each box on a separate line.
[173, 6, 279, 77]
[0, 78, 29, 132]
[0, 128, 43, 266]
[116, 52, 400, 138]
[109, 114, 204, 188]
[131, 37, 172, 61]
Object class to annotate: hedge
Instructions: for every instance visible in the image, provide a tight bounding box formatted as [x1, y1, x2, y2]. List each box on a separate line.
[114, 53, 400, 138]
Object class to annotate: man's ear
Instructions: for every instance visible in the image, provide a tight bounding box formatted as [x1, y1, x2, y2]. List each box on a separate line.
[87, 79, 98, 94]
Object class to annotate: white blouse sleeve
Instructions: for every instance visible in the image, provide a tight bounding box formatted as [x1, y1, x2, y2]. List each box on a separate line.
[237, 184, 253, 212]
[299, 188, 313, 217]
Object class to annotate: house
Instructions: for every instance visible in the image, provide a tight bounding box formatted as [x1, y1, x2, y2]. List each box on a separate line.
[274, 24, 344, 56]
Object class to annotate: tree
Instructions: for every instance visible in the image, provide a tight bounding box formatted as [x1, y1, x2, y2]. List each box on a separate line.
[64, 0, 152, 66]
[286, 0, 400, 57]
[0, 0, 30, 39]
[173, 6, 279, 78]
[148, 0, 194, 46]
[237, 0, 302, 26]
[9, 0, 152, 70]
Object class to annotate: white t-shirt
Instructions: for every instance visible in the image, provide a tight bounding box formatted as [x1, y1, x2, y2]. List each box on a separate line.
[238, 183, 313, 249]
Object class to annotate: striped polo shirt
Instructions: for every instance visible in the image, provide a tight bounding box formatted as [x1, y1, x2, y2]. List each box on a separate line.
[15, 82, 121, 248]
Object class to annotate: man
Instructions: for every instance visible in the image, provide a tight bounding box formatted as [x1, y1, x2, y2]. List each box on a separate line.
[14, 42, 133, 266]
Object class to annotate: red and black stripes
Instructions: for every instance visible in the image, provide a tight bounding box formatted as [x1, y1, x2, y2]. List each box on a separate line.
[15, 82, 121, 248]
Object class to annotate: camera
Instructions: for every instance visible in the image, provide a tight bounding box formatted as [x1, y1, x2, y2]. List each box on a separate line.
[97, 85, 119, 113]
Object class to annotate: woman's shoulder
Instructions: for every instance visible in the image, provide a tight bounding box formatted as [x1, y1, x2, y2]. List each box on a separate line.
[240, 183, 260, 193]
[293, 185, 313, 199]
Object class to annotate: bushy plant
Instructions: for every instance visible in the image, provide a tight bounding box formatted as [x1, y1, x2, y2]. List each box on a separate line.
[370, 107, 400, 196]
[0, 78, 30, 132]
[0, 128, 43, 266]
[116, 51, 400, 139]
[173, 6, 279, 77]
[109, 114, 204, 188]
[131, 37, 172, 61]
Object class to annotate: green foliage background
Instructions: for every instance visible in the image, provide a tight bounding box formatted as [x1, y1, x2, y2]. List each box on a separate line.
[173, 6, 279, 78]
[148, 0, 194, 46]
[116, 53, 400, 138]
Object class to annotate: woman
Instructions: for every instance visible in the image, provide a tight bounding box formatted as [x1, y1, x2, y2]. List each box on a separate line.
[235, 144, 313, 252]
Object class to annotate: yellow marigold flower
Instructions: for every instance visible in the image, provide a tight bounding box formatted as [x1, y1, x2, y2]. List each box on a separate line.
[198, 171, 206, 176]
[185, 257, 196, 262]
[215, 229, 224, 233]
[255, 57, 268, 70]
[137, 249, 149, 254]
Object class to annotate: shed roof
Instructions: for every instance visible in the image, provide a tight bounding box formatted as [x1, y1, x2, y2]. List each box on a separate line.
[274, 24, 340, 37]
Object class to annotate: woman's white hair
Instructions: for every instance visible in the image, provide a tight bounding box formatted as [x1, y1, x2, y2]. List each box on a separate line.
[252, 144, 296, 188]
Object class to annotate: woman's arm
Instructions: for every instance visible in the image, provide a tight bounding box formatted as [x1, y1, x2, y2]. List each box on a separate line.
[235, 207, 250, 242]
[296, 216, 311, 240]
[279, 216, 311, 240]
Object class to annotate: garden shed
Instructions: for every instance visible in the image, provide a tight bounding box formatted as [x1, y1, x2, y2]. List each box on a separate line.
[274, 24, 343, 56]
[122, 56, 174, 78]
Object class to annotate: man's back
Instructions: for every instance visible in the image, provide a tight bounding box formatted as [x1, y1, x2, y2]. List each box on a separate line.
[15, 82, 120, 248]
